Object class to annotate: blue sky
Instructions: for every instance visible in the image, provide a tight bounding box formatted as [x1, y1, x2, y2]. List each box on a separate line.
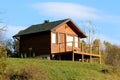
[0, 0, 120, 45]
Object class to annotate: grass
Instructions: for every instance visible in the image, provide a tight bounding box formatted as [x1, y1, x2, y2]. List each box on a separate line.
[6, 58, 120, 80]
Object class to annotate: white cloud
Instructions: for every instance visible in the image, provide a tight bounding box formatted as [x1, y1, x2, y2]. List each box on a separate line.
[31, 2, 120, 23]
[32, 2, 102, 20]
[5, 25, 25, 39]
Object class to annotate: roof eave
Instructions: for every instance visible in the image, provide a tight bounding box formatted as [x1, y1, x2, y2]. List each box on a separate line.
[67, 20, 87, 38]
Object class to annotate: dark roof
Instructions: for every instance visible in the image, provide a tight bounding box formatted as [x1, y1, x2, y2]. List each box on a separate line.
[14, 19, 69, 37]
[13, 18, 87, 38]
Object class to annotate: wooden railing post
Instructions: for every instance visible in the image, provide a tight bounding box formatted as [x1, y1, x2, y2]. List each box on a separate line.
[89, 44, 92, 63]
[81, 43, 84, 52]
[90, 44, 92, 54]
[98, 44, 100, 55]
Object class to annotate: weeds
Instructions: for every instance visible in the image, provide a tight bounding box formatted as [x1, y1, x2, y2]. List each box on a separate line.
[0, 46, 7, 80]
[5, 63, 49, 80]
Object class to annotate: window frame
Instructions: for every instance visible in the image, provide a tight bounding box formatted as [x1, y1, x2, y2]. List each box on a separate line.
[67, 35, 73, 46]
[51, 32, 57, 44]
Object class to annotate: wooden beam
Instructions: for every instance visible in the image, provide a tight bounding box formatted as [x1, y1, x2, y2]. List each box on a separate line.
[72, 52, 74, 62]
[82, 54, 84, 62]
[58, 54, 61, 60]
[90, 56, 92, 63]
[81, 43, 83, 52]
[90, 44, 92, 54]
[99, 56, 102, 64]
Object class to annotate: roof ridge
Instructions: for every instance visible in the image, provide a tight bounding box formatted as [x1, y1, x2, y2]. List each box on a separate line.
[31, 18, 70, 26]
[13, 18, 70, 37]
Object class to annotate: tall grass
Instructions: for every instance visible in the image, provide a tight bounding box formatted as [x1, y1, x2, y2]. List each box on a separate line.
[6, 58, 120, 80]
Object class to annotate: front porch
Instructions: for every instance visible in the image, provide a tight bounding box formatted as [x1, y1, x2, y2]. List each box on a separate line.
[52, 42, 101, 64]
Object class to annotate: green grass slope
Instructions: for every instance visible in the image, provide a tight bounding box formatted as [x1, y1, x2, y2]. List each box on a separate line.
[7, 58, 120, 80]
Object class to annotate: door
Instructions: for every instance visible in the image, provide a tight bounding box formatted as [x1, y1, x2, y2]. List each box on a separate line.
[59, 33, 66, 52]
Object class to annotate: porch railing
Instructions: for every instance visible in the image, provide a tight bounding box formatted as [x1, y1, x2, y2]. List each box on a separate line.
[57, 41, 100, 55]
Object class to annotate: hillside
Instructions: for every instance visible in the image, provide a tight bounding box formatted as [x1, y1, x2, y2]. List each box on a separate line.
[6, 58, 120, 80]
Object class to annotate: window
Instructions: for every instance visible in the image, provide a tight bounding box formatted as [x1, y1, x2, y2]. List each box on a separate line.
[52, 33, 57, 44]
[67, 35, 73, 46]
[75, 36, 78, 47]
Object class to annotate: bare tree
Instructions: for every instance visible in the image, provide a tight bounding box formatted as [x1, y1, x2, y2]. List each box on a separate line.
[0, 19, 7, 45]
[81, 20, 97, 45]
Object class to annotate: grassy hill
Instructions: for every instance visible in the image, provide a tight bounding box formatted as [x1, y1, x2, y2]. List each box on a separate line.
[6, 58, 120, 80]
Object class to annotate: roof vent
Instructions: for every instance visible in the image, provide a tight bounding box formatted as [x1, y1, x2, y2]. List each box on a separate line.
[44, 20, 49, 23]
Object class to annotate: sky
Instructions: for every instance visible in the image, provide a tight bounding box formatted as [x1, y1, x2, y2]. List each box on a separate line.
[0, 0, 120, 45]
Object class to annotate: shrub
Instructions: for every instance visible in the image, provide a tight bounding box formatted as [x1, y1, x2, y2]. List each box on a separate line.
[104, 45, 120, 75]
[0, 46, 7, 80]
[5, 64, 49, 80]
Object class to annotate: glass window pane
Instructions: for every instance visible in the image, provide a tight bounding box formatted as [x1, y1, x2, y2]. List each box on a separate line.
[52, 33, 57, 43]
[75, 37, 78, 47]
[67, 35, 73, 46]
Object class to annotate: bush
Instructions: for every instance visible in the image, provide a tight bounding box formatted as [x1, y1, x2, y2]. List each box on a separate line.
[5, 64, 49, 80]
[104, 45, 120, 75]
[0, 46, 7, 80]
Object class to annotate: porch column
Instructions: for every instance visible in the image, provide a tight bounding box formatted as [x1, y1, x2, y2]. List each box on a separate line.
[78, 37, 80, 48]
[58, 54, 61, 60]
[82, 54, 84, 62]
[99, 56, 102, 64]
[72, 52, 74, 62]
[90, 56, 92, 63]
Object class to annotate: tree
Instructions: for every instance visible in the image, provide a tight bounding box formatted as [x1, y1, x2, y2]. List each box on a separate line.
[0, 16, 7, 79]
[4, 39, 13, 57]
[0, 27, 6, 46]
[81, 20, 97, 45]
[93, 39, 100, 54]
[104, 41, 112, 53]
[104, 41, 120, 73]
[93, 39, 100, 46]
[0, 30, 7, 80]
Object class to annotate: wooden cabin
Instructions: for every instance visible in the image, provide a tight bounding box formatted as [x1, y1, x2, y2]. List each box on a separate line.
[13, 18, 101, 64]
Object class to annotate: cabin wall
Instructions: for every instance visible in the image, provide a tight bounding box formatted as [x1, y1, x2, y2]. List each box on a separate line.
[20, 31, 51, 57]
[51, 23, 81, 53]
[56, 24, 77, 35]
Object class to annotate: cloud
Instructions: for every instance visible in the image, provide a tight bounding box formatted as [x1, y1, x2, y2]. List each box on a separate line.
[31, 2, 120, 23]
[5, 25, 25, 39]
[31, 2, 102, 20]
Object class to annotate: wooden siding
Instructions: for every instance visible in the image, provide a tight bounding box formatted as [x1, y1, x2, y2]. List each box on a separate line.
[51, 23, 80, 53]
[55, 24, 77, 35]
[20, 31, 51, 57]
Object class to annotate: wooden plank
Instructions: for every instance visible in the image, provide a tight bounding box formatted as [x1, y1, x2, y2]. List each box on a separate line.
[90, 56, 92, 63]
[72, 52, 74, 62]
[99, 56, 102, 64]
[74, 51, 100, 57]
[82, 54, 84, 62]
